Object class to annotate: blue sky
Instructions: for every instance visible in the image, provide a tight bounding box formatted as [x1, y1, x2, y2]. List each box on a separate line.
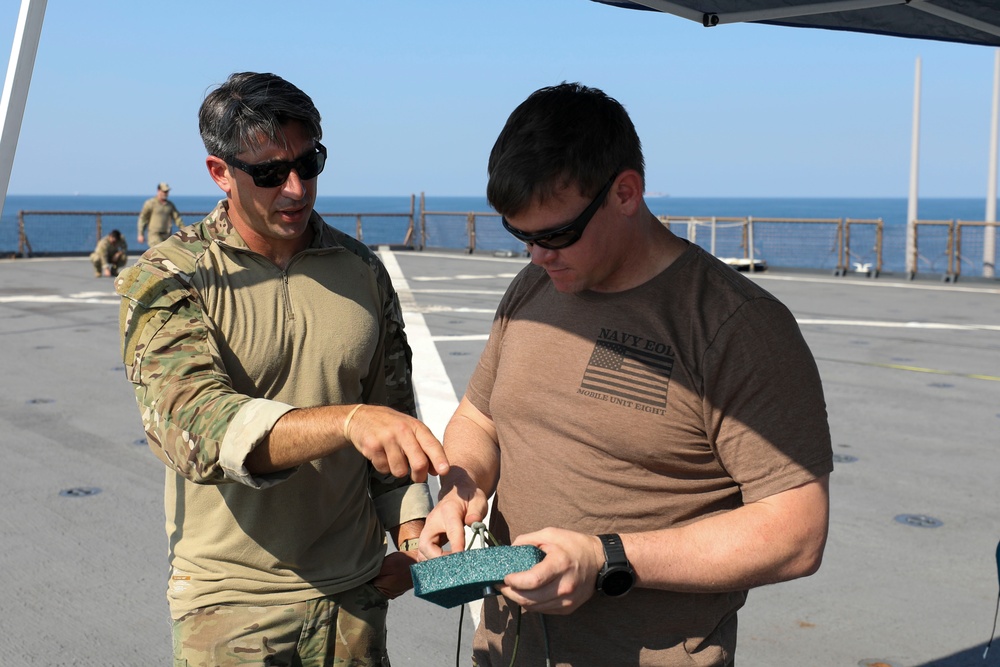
[2, 0, 998, 198]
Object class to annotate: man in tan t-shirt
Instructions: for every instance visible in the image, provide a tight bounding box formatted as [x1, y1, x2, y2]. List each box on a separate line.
[419, 83, 833, 666]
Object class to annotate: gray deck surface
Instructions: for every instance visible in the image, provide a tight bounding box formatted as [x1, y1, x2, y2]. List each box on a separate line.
[0, 251, 998, 666]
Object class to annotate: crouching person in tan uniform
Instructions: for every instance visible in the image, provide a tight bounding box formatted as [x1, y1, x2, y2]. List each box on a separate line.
[89, 229, 127, 277]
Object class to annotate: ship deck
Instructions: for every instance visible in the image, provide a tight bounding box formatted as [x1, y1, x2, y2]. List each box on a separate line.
[0, 250, 998, 666]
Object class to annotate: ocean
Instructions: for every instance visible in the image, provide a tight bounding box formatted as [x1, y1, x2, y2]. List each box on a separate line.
[2, 194, 996, 276]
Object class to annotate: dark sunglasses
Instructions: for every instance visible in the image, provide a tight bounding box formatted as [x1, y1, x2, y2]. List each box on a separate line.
[501, 173, 617, 250]
[224, 142, 327, 188]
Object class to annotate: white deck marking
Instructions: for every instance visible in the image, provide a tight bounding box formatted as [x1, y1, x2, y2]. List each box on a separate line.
[378, 249, 460, 442]
[753, 272, 1000, 294]
[379, 249, 491, 627]
[797, 318, 1000, 331]
[410, 273, 518, 282]
[0, 293, 117, 305]
[409, 288, 507, 295]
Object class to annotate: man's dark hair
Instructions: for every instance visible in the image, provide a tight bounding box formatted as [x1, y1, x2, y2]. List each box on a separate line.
[109, 229, 122, 241]
[486, 82, 645, 219]
[198, 72, 322, 159]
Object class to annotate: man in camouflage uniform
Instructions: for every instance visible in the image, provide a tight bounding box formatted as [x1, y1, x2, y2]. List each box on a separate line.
[89, 228, 127, 277]
[116, 72, 450, 666]
[137, 181, 184, 246]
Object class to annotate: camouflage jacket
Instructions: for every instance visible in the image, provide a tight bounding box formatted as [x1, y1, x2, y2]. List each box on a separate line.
[116, 200, 429, 614]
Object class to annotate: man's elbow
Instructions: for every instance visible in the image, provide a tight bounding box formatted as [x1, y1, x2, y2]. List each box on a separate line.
[784, 520, 829, 581]
[795, 541, 826, 578]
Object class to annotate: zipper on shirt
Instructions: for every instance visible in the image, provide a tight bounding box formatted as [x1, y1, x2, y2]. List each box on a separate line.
[281, 270, 294, 322]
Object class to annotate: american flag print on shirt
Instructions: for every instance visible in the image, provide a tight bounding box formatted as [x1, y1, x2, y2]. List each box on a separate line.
[581, 338, 674, 408]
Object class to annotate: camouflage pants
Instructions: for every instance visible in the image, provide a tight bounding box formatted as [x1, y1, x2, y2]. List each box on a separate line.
[172, 583, 391, 667]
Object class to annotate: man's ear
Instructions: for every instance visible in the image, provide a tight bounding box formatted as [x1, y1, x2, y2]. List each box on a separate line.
[206, 156, 233, 195]
[611, 169, 644, 217]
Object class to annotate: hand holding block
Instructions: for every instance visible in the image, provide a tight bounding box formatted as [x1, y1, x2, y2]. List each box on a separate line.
[410, 545, 545, 608]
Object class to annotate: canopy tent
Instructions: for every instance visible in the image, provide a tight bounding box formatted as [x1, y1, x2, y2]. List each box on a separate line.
[593, 0, 1000, 47]
[595, 0, 1000, 278]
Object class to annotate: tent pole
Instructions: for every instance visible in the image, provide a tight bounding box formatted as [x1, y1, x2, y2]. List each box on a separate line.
[984, 49, 998, 279]
[0, 0, 47, 224]
[905, 56, 921, 278]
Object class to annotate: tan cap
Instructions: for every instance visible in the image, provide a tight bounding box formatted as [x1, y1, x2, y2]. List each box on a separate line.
[157, 182, 170, 192]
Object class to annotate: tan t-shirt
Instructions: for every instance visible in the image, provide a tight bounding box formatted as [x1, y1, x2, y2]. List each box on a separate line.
[466, 243, 833, 666]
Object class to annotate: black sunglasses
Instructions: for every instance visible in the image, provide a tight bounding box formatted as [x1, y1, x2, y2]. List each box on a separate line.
[501, 173, 617, 250]
[224, 142, 327, 188]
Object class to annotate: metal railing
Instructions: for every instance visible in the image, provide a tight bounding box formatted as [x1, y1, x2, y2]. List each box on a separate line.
[844, 219, 884, 277]
[13, 196, 418, 257]
[901, 219, 1000, 281]
[8, 202, 1000, 281]
[952, 220, 998, 280]
[657, 215, 873, 276]
[909, 219, 954, 280]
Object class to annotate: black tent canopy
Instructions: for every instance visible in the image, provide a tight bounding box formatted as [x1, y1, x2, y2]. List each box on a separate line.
[594, 0, 1000, 48]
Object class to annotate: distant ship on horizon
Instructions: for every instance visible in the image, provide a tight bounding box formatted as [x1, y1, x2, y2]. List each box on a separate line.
[645, 191, 669, 198]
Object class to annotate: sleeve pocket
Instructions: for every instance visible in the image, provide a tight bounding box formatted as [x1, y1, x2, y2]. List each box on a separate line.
[116, 267, 191, 384]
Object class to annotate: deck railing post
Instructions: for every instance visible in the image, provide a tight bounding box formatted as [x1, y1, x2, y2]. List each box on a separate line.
[875, 219, 883, 277]
[16, 210, 34, 258]
[946, 220, 955, 279]
[843, 220, 851, 276]
[838, 218, 845, 275]
[955, 222, 963, 280]
[402, 194, 415, 248]
[419, 192, 427, 251]
[17, 210, 25, 258]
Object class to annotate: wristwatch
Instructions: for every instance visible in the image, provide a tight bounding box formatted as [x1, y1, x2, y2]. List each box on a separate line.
[595, 533, 635, 597]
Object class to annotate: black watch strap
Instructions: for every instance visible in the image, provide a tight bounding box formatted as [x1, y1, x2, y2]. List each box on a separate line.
[596, 533, 635, 597]
[598, 533, 627, 565]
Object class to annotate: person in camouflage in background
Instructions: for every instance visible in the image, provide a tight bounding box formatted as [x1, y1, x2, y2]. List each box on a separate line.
[136, 182, 184, 246]
[115, 71, 450, 667]
[89, 228, 127, 277]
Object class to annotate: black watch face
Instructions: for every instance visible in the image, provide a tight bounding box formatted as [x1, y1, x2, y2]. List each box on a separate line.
[601, 568, 634, 597]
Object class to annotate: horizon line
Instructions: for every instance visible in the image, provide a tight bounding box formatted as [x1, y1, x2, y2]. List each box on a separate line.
[5, 192, 999, 201]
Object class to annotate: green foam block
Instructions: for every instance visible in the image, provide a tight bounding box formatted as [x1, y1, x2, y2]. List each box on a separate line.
[410, 545, 545, 609]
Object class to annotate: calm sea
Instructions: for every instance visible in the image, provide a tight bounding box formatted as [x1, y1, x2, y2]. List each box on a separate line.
[2, 194, 995, 275]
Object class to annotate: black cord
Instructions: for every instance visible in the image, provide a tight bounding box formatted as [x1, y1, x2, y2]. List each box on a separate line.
[986, 598, 999, 661]
[456, 603, 464, 667]
[541, 615, 551, 667]
[509, 603, 522, 666]
[986, 539, 1000, 661]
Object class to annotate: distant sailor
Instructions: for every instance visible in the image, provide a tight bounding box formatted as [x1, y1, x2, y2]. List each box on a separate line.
[89, 229, 127, 277]
[136, 182, 183, 246]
